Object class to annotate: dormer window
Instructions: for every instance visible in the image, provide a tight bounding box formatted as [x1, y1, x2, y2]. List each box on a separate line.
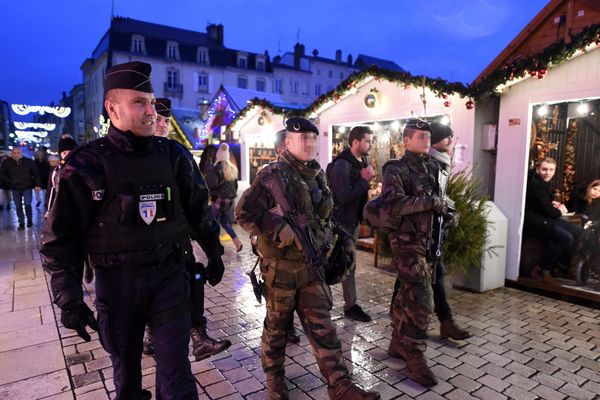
[131, 34, 146, 54]
[197, 47, 209, 65]
[237, 53, 248, 69]
[167, 41, 179, 60]
[256, 57, 266, 72]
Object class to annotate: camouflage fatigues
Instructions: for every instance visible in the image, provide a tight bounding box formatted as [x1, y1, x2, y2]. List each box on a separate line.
[235, 151, 348, 387]
[379, 150, 439, 354]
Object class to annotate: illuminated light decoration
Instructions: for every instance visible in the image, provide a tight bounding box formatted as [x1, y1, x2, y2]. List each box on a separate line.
[390, 120, 400, 131]
[98, 115, 110, 136]
[537, 105, 548, 116]
[441, 115, 450, 125]
[15, 130, 49, 138]
[14, 122, 56, 130]
[14, 131, 44, 143]
[372, 122, 382, 132]
[338, 126, 347, 134]
[577, 103, 589, 115]
[11, 104, 72, 118]
[201, 92, 238, 149]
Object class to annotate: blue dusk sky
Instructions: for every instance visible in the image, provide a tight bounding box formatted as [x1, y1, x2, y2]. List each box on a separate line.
[0, 0, 549, 105]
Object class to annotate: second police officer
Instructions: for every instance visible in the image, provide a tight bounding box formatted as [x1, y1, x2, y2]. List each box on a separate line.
[41, 62, 225, 400]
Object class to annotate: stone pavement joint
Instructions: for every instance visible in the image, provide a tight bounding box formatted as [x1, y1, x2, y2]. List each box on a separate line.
[0, 209, 599, 399]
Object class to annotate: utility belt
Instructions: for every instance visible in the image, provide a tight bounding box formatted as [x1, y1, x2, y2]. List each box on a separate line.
[88, 240, 192, 270]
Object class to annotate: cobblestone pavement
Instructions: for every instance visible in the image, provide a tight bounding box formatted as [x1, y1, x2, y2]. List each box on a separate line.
[1, 207, 599, 399]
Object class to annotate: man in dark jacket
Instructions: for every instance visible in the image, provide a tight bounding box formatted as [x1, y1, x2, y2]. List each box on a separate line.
[1, 147, 41, 228]
[327, 126, 374, 322]
[40, 62, 224, 400]
[524, 157, 581, 283]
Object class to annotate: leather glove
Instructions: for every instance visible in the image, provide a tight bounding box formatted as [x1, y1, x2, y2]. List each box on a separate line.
[206, 256, 225, 286]
[430, 196, 448, 214]
[61, 299, 98, 342]
[277, 223, 303, 251]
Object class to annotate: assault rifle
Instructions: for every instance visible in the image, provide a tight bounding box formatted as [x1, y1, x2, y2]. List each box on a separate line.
[263, 166, 332, 302]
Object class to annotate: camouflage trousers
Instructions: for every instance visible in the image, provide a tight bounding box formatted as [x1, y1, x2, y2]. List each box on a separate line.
[390, 249, 434, 354]
[260, 257, 348, 386]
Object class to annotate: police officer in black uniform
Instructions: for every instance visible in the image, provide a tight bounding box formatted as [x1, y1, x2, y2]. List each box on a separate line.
[40, 61, 224, 400]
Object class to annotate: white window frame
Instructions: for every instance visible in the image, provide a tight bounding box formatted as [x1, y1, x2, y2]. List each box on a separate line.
[167, 41, 179, 60]
[197, 47, 209, 65]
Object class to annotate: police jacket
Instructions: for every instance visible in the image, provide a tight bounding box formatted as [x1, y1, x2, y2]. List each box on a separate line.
[205, 162, 238, 199]
[523, 171, 561, 239]
[379, 150, 439, 248]
[235, 150, 333, 261]
[40, 126, 223, 308]
[328, 148, 369, 232]
[0, 156, 41, 190]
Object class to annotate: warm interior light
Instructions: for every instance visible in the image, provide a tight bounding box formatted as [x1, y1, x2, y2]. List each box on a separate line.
[577, 103, 589, 115]
[537, 105, 548, 117]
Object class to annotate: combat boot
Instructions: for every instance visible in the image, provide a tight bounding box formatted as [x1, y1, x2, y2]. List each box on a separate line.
[440, 319, 471, 340]
[388, 342, 437, 387]
[142, 325, 155, 355]
[190, 324, 231, 361]
[266, 374, 288, 400]
[287, 325, 300, 344]
[328, 379, 381, 400]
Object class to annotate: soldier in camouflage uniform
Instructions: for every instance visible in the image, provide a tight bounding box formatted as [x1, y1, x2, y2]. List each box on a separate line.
[236, 117, 380, 400]
[379, 119, 449, 387]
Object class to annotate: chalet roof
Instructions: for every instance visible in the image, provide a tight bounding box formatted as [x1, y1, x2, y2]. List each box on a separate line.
[218, 86, 307, 110]
[354, 54, 405, 72]
[475, 0, 600, 84]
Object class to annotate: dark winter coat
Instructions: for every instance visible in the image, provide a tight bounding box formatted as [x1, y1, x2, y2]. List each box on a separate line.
[0, 156, 41, 190]
[523, 171, 561, 239]
[327, 148, 369, 232]
[205, 162, 238, 199]
[35, 159, 51, 188]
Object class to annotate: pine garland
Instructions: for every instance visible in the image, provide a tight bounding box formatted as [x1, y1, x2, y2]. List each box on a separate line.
[561, 119, 578, 203]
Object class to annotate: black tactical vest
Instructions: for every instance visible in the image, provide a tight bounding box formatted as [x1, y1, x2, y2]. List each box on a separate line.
[83, 137, 190, 255]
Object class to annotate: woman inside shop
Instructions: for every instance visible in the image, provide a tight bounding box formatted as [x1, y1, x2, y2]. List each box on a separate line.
[205, 143, 242, 252]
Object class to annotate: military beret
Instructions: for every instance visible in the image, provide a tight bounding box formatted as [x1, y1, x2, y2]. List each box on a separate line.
[404, 118, 431, 133]
[285, 117, 319, 136]
[155, 98, 172, 118]
[430, 122, 453, 144]
[104, 61, 153, 94]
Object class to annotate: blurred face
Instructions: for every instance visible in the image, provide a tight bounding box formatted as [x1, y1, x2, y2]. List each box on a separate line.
[48, 158, 59, 167]
[155, 115, 171, 137]
[404, 129, 431, 154]
[104, 89, 156, 137]
[589, 185, 600, 200]
[432, 134, 453, 154]
[11, 148, 22, 160]
[536, 161, 556, 182]
[285, 131, 317, 162]
[353, 134, 372, 157]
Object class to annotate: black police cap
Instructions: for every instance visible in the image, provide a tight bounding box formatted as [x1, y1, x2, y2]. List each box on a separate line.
[285, 117, 319, 136]
[104, 61, 153, 94]
[404, 118, 432, 132]
[430, 122, 453, 144]
[155, 98, 172, 118]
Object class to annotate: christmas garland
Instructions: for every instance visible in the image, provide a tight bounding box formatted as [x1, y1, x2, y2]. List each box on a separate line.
[561, 119, 577, 203]
[228, 23, 600, 129]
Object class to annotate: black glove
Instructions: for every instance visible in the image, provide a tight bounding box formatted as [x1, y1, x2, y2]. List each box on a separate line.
[430, 196, 448, 214]
[206, 256, 225, 286]
[61, 299, 98, 342]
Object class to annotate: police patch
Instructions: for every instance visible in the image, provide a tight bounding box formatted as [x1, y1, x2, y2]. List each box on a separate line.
[140, 193, 165, 201]
[139, 201, 156, 225]
[91, 189, 105, 201]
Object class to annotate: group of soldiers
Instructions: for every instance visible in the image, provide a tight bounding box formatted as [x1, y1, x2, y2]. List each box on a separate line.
[41, 60, 470, 400]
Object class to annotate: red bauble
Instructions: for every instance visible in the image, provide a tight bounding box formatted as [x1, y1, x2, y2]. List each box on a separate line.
[538, 68, 548, 75]
[537, 72, 546, 80]
[444, 100, 451, 107]
[442, 94, 448, 100]
[465, 100, 475, 110]
[530, 70, 538, 77]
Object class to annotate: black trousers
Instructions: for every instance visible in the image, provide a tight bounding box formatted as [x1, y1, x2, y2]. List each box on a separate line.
[391, 259, 452, 323]
[95, 263, 197, 400]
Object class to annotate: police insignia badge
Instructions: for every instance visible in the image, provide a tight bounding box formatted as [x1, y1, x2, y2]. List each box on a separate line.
[139, 201, 157, 225]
